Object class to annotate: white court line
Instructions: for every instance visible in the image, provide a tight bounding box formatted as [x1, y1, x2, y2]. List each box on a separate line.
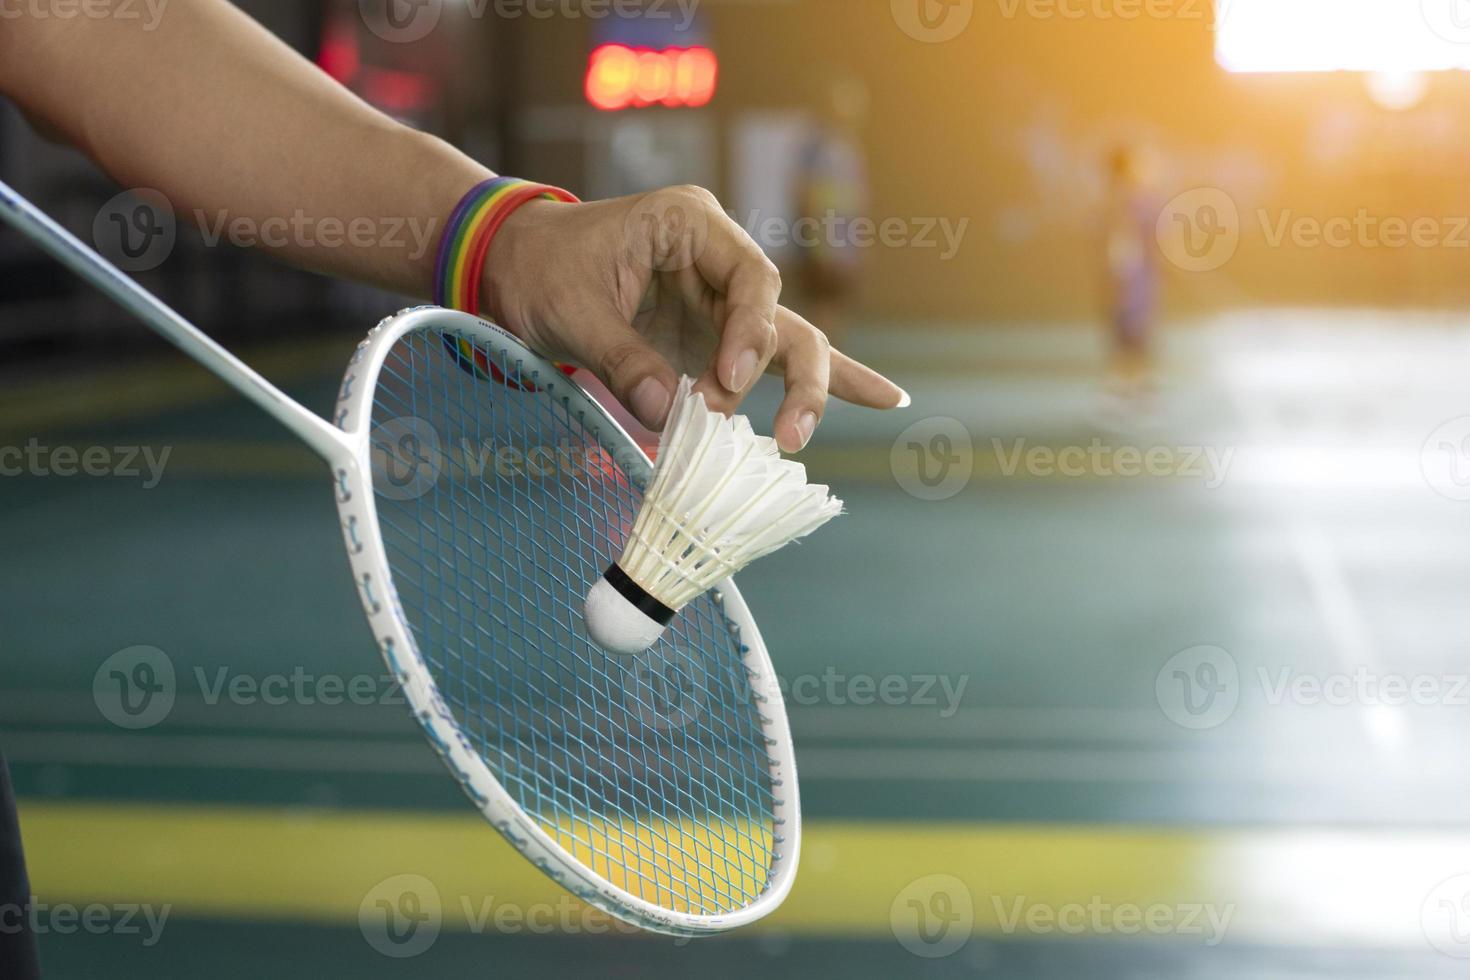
[1213, 318, 1398, 748]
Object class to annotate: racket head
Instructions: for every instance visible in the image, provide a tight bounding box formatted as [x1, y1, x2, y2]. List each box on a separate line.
[330, 307, 800, 936]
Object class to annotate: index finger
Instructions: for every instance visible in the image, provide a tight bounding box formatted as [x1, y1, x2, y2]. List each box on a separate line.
[828, 345, 910, 411]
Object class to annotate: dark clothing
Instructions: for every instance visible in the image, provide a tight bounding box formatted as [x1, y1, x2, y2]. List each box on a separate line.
[0, 753, 41, 979]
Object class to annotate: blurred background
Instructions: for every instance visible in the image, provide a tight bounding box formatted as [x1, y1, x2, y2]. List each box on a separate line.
[8, 0, 1470, 976]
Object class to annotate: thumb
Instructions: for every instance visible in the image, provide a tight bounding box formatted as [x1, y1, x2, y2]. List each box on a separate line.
[576, 316, 679, 431]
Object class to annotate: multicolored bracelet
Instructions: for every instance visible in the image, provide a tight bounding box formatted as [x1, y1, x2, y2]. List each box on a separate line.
[434, 177, 580, 389]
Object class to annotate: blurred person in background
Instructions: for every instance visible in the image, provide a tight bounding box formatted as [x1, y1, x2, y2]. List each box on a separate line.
[0, 5, 908, 977]
[1098, 143, 1162, 426]
[792, 71, 871, 347]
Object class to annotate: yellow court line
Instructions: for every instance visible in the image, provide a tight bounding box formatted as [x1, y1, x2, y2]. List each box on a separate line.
[25, 800, 1463, 949]
[18, 801, 1244, 936]
[2, 438, 1215, 486]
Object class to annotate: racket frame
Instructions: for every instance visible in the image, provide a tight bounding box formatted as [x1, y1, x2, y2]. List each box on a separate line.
[334, 308, 802, 936]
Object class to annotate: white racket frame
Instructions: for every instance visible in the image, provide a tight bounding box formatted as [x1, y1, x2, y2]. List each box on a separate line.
[0, 181, 801, 937]
[335, 309, 802, 936]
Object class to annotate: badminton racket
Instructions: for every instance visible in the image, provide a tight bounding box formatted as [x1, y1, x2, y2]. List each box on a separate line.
[0, 180, 799, 936]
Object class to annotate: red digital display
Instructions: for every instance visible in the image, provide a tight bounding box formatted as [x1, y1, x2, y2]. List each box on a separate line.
[585, 44, 718, 112]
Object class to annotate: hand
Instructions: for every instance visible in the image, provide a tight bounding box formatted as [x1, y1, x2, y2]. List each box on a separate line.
[482, 184, 909, 453]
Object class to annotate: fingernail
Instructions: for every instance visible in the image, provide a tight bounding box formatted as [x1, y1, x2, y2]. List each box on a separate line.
[896, 388, 912, 409]
[727, 349, 759, 393]
[631, 377, 672, 429]
[794, 412, 818, 451]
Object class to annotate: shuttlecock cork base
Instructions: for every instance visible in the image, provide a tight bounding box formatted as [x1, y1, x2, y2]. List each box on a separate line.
[584, 565, 675, 656]
[583, 377, 843, 656]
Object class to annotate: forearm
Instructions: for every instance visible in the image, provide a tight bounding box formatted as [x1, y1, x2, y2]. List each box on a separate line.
[0, 0, 492, 295]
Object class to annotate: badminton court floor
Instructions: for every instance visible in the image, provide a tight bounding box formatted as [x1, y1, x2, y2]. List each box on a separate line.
[4, 311, 1470, 977]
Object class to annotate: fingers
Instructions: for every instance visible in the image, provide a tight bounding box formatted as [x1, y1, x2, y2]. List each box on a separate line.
[765, 307, 909, 452]
[703, 257, 780, 414]
[769, 307, 832, 453]
[828, 346, 910, 411]
[577, 313, 680, 431]
[669, 189, 780, 414]
[608, 184, 908, 439]
[765, 304, 907, 412]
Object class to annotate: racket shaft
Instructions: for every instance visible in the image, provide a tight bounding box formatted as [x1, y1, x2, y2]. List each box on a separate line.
[0, 179, 348, 463]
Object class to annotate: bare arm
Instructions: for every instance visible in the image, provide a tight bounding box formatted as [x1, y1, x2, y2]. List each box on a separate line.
[0, 1, 481, 294]
[0, 1, 907, 447]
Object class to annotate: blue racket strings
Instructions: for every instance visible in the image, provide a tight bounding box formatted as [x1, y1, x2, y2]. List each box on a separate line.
[368, 329, 779, 916]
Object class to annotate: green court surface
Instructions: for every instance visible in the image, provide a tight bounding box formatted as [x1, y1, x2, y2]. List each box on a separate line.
[4, 313, 1470, 977]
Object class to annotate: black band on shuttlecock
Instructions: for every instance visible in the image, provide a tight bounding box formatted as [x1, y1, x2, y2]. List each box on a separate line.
[602, 564, 675, 626]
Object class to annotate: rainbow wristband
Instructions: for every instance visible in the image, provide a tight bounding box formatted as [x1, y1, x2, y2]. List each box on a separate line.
[434, 177, 580, 388]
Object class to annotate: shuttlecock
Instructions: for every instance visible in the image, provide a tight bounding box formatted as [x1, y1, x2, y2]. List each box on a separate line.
[585, 377, 843, 655]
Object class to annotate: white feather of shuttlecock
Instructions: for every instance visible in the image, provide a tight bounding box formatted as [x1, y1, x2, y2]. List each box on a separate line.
[618, 376, 843, 611]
